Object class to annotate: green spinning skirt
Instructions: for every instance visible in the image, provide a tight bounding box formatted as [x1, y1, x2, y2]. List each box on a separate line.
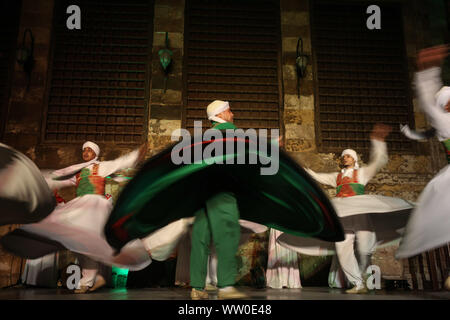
[104, 136, 344, 251]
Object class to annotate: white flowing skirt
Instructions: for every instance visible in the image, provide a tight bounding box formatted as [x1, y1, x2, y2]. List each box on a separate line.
[396, 164, 450, 259]
[141, 217, 267, 262]
[19, 194, 151, 271]
[0, 143, 54, 225]
[266, 229, 301, 289]
[277, 194, 413, 256]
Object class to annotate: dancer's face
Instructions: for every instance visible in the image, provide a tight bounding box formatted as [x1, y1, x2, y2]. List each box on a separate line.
[217, 108, 234, 123]
[82, 147, 97, 161]
[341, 154, 356, 168]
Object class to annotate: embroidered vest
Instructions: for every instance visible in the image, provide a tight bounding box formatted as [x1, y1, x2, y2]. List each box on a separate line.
[443, 139, 450, 164]
[76, 163, 105, 197]
[336, 169, 365, 198]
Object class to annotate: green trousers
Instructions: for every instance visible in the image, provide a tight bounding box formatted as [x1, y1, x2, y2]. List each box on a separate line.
[190, 192, 241, 290]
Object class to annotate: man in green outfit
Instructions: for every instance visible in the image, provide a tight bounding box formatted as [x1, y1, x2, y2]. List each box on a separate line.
[190, 100, 247, 300]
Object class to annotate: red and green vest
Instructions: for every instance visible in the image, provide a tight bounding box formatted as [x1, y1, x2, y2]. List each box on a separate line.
[336, 169, 365, 198]
[443, 139, 450, 164]
[75, 163, 105, 197]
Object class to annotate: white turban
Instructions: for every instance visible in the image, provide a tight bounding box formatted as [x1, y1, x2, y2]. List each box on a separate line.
[435, 86, 450, 111]
[207, 100, 229, 123]
[341, 149, 359, 169]
[82, 141, 100, 159]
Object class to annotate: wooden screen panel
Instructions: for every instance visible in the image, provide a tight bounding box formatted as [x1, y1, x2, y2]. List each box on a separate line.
[44, 0, 153, 144]
[0, 0, 21, 138]
[184, 0, 282, 132]
[312, 2, 414, 153]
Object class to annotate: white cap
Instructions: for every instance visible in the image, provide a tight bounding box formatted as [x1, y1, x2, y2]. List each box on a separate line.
[341, 149, 359, 169]
[207, 100, 229, 123]
[82, 141, 100, 159]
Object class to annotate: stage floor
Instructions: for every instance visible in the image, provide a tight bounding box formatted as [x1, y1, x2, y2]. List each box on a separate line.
[0, 286, 448, 300]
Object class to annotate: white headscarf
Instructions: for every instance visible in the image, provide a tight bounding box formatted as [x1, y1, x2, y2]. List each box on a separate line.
[435, 86, 450, 111]
[341, 149, 359, 171]
[82, 141, 100, 160]
[207, 100, 229, 123]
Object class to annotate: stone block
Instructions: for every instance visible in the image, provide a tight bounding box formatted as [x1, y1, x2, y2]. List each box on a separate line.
[148, 119, 181, 136]
[284, 94, 314, 110]
[284, 109, 302, 124]
[280, 0, 309, 12]
[283, 36, 311, 54]
[147, 134, 175, 154]
[151, 89, 182, 104]
[150, 104, 182, 120]
[283, 65, 297, 81]
[414, 112, 427, 129]
[151, 75, 183, 91]
[280, 12, 309, 27]
[285, 138, 315, 152]
[154, 4, 184, 33]
[153, 32, 184, 49]
[281, 25, 310, 38]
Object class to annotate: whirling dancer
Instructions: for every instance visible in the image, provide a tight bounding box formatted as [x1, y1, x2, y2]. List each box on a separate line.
[278, 124, 414, 293]
[1, 141, 150, 293]
[104, 99, 344, 300]
[395, 45, 450, 290]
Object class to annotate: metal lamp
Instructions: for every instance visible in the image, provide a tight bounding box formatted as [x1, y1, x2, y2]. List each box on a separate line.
[16, 28, 35, 90]
[296, 37, 309, 97]
[158, 32, 173, 92]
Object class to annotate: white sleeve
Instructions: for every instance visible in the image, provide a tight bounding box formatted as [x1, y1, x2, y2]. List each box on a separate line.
[400, 124, 431, 141]
[45, 176, 76, 190]
[414, 67, 450, 139]
[358, 139, 388, 185]
[97, 149, 140, 177]
[305, 168, 338, 188]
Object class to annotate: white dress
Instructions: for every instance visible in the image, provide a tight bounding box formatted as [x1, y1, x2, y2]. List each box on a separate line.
[15, 150, 151, 271]
[266, 228, 301, 289]
[0, 143, 54, 225]
[396, 67, 450, 259]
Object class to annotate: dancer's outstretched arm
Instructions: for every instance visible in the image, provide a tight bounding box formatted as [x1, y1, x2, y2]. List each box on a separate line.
[358, 124, 391, 185]
[304, 168, 338, 188]
[97, 142, 148, 177]
[400, 124, 435, 141]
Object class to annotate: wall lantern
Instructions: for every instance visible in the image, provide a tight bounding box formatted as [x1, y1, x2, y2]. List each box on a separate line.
[158, 32, 173, 93]
[16, 28, 35, 90]
[296, 37, 309, 98]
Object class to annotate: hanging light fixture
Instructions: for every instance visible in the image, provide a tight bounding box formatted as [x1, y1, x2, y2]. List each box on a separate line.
[158, 32, 173, 93]
[296, 37, 309, 98]
[16, 28, 35, 90]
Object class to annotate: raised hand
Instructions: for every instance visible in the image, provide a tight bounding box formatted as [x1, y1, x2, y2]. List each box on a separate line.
[417, 45, 449, 71]
[370, 123, 392, 142]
